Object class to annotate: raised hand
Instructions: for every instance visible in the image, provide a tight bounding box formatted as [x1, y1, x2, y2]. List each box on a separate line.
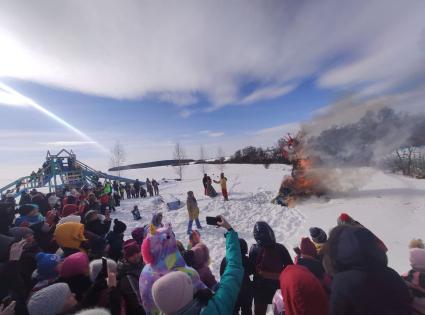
[217, 215, 232, 231]
[9, 240, 27, 261]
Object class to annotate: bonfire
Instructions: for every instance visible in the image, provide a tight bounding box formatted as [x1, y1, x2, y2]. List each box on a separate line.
[273, 133, 327, 207]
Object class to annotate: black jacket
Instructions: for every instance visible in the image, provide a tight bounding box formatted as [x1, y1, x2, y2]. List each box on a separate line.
[329, 226, 411, 315]
[117, 259, 145, 315]
[202, 176, 208, 188]
[249, 222, 293, 293]
[249, 222, 293, 278]
[106, 231, 124, 262]
[0, 235, 29, 315]
[134, 180, 141, 191]
[85, 219, 111, 237]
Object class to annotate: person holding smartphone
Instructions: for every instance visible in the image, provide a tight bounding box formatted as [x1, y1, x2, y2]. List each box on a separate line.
[151, 216, 244, 315]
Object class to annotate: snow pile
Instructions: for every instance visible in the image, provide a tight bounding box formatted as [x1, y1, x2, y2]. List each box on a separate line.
[114, 163, 425, 276]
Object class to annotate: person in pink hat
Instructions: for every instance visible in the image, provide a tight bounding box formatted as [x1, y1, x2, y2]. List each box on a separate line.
[58, 252, 91, 301]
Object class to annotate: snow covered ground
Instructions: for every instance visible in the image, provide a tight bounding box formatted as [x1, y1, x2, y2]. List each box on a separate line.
[113, 163, 425, 279]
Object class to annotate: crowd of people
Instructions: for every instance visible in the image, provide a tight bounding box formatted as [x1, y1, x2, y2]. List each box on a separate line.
[0, 180, 424, 315]
[121, 179, 160, 200]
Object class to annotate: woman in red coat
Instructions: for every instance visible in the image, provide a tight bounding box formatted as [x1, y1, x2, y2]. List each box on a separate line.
[280, 264, 329, 315]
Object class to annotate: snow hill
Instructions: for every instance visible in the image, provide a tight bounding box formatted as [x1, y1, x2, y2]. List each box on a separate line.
[115, 163, 425, 277]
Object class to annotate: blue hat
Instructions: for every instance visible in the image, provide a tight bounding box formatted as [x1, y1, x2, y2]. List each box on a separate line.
[36, 253, 61, 280]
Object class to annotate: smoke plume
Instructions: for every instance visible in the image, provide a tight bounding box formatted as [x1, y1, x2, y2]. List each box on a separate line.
[302, 98, 425, 167]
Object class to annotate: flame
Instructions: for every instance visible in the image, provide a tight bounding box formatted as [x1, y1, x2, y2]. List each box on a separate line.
[279, 133, 326, 204]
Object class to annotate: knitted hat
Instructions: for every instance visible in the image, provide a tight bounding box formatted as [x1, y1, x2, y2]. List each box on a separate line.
[152, 271, 194, 314]
[9, 227, 34, 241]
[309, 227, 328, 244]
[62, 204, 79, 217]
[19, 204, 38, 216]
[410, 248, 425, 272]
[123, 239, 140, 259]
[36, 253, 61, 280]
[60, 252, 89, 278]
[113, 219, 127, 234]
[74, 309, 111, 315]
[54, 222, 87, 250]
[27, 283, 72, 315]
[131, 227, 145, 244]
[337, 213, 355, 226]
[300, 237, 318, 258]
[84, 210, 98, 223]
[89, 258, 117, 282]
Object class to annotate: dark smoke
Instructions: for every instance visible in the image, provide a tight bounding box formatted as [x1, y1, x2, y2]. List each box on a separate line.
[305, 107, 425, 167]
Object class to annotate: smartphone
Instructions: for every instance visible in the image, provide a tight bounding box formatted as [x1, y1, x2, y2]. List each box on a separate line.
[101, 257, 108, 279]
[206, 216, 221, 226]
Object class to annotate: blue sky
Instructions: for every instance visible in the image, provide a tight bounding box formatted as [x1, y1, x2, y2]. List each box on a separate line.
[0, 0, 424, 185]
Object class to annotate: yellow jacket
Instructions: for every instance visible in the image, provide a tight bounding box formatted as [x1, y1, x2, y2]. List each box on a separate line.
[214, 177, 227, 190]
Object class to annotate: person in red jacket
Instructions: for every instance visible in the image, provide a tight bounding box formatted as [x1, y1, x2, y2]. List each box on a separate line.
[280, 264, 329, 315]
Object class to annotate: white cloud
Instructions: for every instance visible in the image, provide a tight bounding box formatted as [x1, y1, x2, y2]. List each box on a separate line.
[199, 130, 224, 137]
[318, 5, 425, 95]
[0, 0, 423, 109]
[240, 84, 296, 105]
[250, 122, 300, 136]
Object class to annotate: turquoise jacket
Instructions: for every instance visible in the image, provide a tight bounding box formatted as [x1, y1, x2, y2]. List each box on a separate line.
[201, 229, 243, 315]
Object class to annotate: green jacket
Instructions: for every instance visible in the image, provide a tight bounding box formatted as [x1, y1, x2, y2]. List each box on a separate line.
[104, 182, 112, 194]
[201, 229, 243, 315]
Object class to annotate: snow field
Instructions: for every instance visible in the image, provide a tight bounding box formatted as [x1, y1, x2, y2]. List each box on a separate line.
[115, 163, 425, 278]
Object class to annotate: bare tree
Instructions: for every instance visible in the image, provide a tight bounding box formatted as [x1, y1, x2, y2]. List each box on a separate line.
[216, 146, 226, 172]
[199, 145, 208, 174]
[173, 142, 186, 180]
[384, 146, 425, 178]
[110, 141, 126, 177]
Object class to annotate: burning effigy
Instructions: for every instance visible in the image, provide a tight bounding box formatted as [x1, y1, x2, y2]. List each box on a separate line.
[272, 133, 327, 207]
[271, 104, 425, 207]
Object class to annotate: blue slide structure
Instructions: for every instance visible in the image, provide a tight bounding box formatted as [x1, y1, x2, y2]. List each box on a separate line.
[0, 149, 138, 198]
